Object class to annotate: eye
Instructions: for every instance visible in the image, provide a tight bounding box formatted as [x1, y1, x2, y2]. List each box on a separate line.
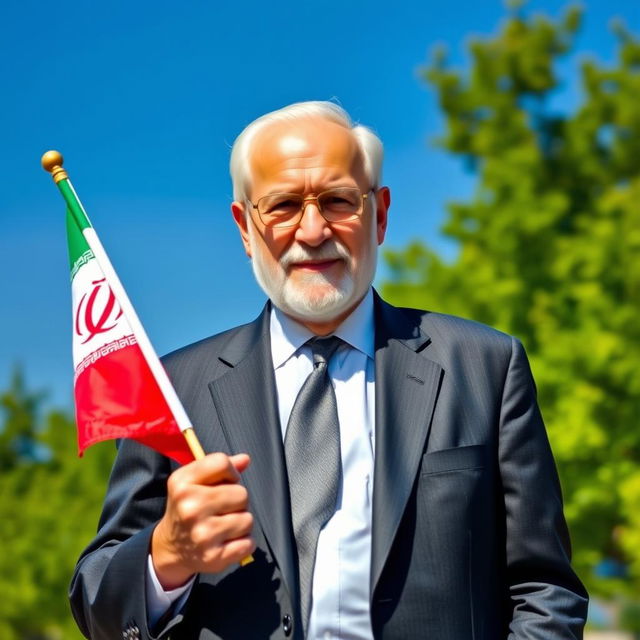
[260, 195, 301, 215]
[273, 198, 299, 211]
[326, 196, 350, 205]
[321, 189, 359, 211]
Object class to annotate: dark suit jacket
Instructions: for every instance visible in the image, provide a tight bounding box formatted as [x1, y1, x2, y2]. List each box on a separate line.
[70, 294, 588, 639]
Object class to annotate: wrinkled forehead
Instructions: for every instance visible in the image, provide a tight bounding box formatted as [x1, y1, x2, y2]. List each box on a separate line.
[248, 117, 366, 189]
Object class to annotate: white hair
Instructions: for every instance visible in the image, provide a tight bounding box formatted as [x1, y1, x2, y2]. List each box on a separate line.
[229, 101, 384, 202]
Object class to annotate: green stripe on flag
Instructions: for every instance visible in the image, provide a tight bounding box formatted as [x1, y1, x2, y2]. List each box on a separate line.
[58, 179, 91, 232]
[66, 207, 94, 279]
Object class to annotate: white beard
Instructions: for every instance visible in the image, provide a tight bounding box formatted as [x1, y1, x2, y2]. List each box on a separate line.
[247, 220, 378, 324]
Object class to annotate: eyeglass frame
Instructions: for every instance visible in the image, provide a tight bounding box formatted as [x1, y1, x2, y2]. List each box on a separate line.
[248, 187, 376, 228]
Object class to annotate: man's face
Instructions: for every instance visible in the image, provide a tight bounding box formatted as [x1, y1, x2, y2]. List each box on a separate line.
[232, 117, 390, 333]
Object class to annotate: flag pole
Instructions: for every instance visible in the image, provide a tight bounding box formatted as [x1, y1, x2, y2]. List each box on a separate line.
[43, 150, 252, 565]
[41, 150, 207, 460]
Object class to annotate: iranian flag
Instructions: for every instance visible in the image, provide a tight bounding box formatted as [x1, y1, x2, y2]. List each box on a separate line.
[45, 151, 197, 465]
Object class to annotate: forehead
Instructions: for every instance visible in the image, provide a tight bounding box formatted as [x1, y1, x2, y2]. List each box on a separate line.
[248, 117, 365, 192]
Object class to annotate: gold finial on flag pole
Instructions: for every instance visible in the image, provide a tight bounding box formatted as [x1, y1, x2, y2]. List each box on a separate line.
[41, 150, 69, 184]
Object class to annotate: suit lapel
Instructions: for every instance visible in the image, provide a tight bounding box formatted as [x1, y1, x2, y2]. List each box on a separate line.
[207, 305, 297, 603]
[205, 296, 443, 602]
[371, 295, 443, 592]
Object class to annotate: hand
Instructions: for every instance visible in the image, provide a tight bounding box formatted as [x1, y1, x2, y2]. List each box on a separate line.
[151, 452, 256, 589]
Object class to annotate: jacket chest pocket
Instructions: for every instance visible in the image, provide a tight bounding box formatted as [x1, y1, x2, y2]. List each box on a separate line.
[420, 443, 486, 476]
[417, 444, 489, 533]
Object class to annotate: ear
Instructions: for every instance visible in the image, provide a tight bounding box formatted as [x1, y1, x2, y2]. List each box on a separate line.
[231, 201, 252, 258]
[374, 187, 390, 245]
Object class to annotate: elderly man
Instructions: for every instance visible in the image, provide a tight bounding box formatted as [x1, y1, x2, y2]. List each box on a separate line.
[70, 101, 588, 640]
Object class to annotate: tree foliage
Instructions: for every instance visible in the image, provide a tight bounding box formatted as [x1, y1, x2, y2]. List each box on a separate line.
[0, 369, 114, 639]
[383, 5, 640, 597]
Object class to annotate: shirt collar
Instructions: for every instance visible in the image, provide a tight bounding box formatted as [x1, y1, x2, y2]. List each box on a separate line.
[270, 288, 375, 369]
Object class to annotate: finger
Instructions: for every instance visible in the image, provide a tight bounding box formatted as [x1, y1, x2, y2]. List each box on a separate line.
[229, 453, 251, 474]
[214, 511, 254, 541]
[217, 536, 257, 566]
[193, 511, 254, 547]
[178, 452, 243, 486]
[195, 483, 250, 517]
[198, 535, 257, 574]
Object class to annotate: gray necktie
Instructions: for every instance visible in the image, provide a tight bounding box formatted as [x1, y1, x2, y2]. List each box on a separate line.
[285, 336, 343, 634]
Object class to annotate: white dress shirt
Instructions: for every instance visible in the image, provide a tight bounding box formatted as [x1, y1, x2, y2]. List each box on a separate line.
[147, 289, 376, 639]
[271, 289, 375, 639]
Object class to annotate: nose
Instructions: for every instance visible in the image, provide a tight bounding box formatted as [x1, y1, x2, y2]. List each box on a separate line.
[294, 200, 332, 247]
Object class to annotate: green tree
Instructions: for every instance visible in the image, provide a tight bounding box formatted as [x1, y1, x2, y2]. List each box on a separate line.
[0, 370, 115, 639]
[383, 5, 640, 597]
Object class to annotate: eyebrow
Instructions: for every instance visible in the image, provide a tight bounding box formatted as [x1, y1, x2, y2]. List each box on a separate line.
[261, 182, 359, 196]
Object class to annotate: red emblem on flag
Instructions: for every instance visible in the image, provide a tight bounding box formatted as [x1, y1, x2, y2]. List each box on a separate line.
[75, 277, 123, 344]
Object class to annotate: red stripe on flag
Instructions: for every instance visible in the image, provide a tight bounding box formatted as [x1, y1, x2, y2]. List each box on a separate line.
[74, 343, 194, 465]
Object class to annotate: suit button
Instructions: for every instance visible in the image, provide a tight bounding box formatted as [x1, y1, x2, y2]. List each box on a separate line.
[282, 614, 292, 636]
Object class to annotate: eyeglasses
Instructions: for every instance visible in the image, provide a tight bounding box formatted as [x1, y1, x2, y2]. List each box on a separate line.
[250, 187, 373, 228]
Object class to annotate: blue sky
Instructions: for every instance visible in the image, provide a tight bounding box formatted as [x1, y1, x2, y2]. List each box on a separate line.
[1, 0, 638, 409]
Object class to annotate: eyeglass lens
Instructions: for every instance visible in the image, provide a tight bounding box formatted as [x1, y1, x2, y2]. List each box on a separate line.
[257, 188, 363, 227]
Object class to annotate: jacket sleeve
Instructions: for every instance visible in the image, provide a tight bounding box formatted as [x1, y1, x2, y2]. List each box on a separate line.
[69, 438, 186, 640]
[499, 337, 588, 639]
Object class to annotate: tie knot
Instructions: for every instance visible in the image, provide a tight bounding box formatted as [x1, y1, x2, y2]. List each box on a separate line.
[309, 336, 343, 367]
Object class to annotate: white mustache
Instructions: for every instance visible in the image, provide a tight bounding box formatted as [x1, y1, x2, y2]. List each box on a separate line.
[280, 241, 349, 269]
